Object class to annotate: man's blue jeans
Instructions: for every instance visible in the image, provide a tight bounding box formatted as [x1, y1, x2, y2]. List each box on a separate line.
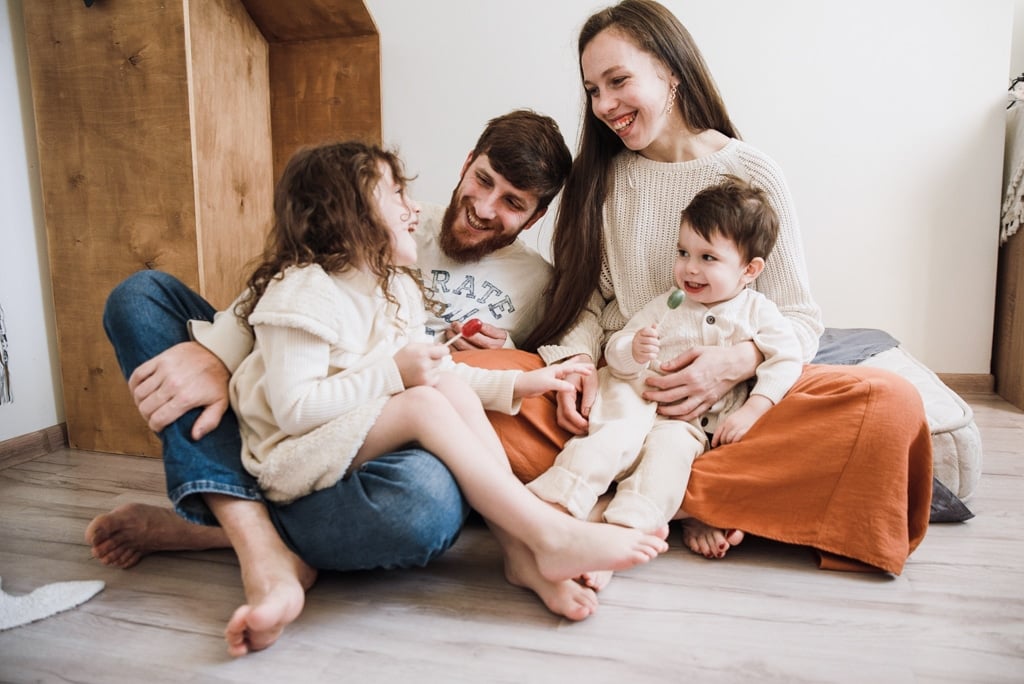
[102, 270, 468, 571]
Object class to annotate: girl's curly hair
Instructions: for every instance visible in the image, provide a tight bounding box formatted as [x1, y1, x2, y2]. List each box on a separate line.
[236, 140, 439, 324]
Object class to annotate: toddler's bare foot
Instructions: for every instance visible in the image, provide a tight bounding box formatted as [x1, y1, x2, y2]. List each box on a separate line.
[502, 538, 598, 621]
[85, 503, 229, 568]
[225, 549, 317, 657]
[533, 521, 668, 582]
[578, 569, 614, 592]
[681, 519, 744, 559]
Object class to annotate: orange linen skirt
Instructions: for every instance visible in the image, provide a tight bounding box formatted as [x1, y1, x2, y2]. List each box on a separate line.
[456, 349, 933, 575]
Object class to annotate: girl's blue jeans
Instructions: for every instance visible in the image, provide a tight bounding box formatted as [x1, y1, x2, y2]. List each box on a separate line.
[102, 270, 468, 571]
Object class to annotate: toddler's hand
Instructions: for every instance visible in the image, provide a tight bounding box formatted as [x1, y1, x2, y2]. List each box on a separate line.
[632, 325, 660, 364]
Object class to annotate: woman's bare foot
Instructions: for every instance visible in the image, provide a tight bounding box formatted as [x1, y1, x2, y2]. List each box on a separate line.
[224, 550, 317, 657]
[85, 503, 229, 568]
[578, 569, 614, 592]
[500, 536, 598, 621]
[531, 521, 668, 582]
[680, 519, 744, 559]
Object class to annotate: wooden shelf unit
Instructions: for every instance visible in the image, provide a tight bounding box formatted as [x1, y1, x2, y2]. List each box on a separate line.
[23, 0, 381, 456]
[993, 230, 1024, 410]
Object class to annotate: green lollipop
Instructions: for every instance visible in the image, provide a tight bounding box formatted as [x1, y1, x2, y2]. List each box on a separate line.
[657, 288, 685, 327]
[667, 288, 685, 309]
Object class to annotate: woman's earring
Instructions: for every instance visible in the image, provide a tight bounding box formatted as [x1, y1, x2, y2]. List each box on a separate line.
[665, 82, 679, 115]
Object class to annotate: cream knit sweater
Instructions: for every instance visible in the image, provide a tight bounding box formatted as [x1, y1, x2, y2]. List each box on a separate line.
[229, 264, 521, 503]
[539, 140, 823, 366]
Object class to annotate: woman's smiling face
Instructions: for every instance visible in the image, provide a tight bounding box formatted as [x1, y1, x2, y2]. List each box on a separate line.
[581, 27, 677, 155]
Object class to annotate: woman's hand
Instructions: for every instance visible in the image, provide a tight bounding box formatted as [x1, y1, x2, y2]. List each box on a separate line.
[554, 354, 596, 435]
[643, 342, 760, 422]
[394, 342, 449, 388]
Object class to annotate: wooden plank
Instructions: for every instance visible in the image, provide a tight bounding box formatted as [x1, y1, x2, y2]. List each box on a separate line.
[188, 0, 274, 308]
[0, 424, 67, 471]
[268, 34, 381, 182]
[937, 373, 995, 395]
[993, 230, 1024, 409]
[23, 1, 196, 456]
[21, 0, 381, 456]
[1, 396, 1024, 682]
[242, 0, 377, 42]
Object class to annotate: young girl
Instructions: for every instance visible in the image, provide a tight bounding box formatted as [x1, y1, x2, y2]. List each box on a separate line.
[228, 141, 668, 602]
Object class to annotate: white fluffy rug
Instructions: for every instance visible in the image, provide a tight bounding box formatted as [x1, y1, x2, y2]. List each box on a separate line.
[0, 576, 105, 631]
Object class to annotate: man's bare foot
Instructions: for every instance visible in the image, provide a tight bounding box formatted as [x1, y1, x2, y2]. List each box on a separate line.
[681, 519, 744, 559]
[224, 539, 318, 657]
[85, 503, 229, 568]
[578, 569, 614, 592]
[532, 521, 669, 582]
[501, 536, 598, 621]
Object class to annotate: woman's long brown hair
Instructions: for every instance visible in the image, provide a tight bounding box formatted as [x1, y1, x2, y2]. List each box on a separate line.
[521, 0, 738, 352]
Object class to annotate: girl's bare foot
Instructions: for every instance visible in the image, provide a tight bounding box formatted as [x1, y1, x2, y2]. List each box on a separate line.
[681, 519, 744, 559]
[85, 503, 229, 568]
[501, 537, 598, 621]
[532, 521, 668, 582]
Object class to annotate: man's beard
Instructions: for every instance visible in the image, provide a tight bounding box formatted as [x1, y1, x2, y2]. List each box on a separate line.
[439, 198, 519, 264]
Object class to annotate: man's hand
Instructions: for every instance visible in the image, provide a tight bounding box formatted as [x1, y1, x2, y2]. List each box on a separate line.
[643, 343, 759, 422]
[554, 354, 596, 435]
[445, 320, 509, 350]
[128, 341, 231, 439]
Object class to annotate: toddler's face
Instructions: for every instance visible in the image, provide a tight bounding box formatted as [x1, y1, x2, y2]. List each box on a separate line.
[674, 221, 754, 306]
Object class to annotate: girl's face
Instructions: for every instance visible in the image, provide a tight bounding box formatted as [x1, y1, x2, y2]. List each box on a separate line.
[374, 161, 420, 267]
[674, 221, 761, 307]
[581, 27, 678, 158]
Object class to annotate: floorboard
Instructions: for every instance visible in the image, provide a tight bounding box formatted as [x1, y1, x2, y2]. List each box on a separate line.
[1, 394, 1022, 683]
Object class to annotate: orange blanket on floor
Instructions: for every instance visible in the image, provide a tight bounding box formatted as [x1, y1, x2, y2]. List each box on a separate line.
[457, 349, 933, 575]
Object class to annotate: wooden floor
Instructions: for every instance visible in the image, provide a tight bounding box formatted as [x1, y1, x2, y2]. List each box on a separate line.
[1, 394, 1022, 683]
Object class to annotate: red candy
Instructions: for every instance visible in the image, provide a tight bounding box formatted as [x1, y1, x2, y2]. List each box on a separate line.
[461, 318, 483, 337]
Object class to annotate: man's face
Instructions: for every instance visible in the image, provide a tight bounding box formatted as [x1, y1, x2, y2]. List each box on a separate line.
[440, 153, 545, 263]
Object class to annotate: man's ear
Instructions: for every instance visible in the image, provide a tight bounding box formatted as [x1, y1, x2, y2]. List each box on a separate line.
[520, 207, 548, 232]
[742, 257, 766, 284]
[460, 152, 474, 177]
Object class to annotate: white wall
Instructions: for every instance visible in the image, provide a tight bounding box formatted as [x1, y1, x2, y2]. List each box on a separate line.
[0, 0, 1016, 441]
[0, 0, 63, 442]
[369, 0, 1012, 373]
[1013, 0, 1024, 77]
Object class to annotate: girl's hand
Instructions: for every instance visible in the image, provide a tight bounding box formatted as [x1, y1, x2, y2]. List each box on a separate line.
[643, 342, 759, 422]
[632, 325, 660, 364]
[553, 354, 596, 435]
[514, 361, 594, 399]
[394, 342, 449, 387]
